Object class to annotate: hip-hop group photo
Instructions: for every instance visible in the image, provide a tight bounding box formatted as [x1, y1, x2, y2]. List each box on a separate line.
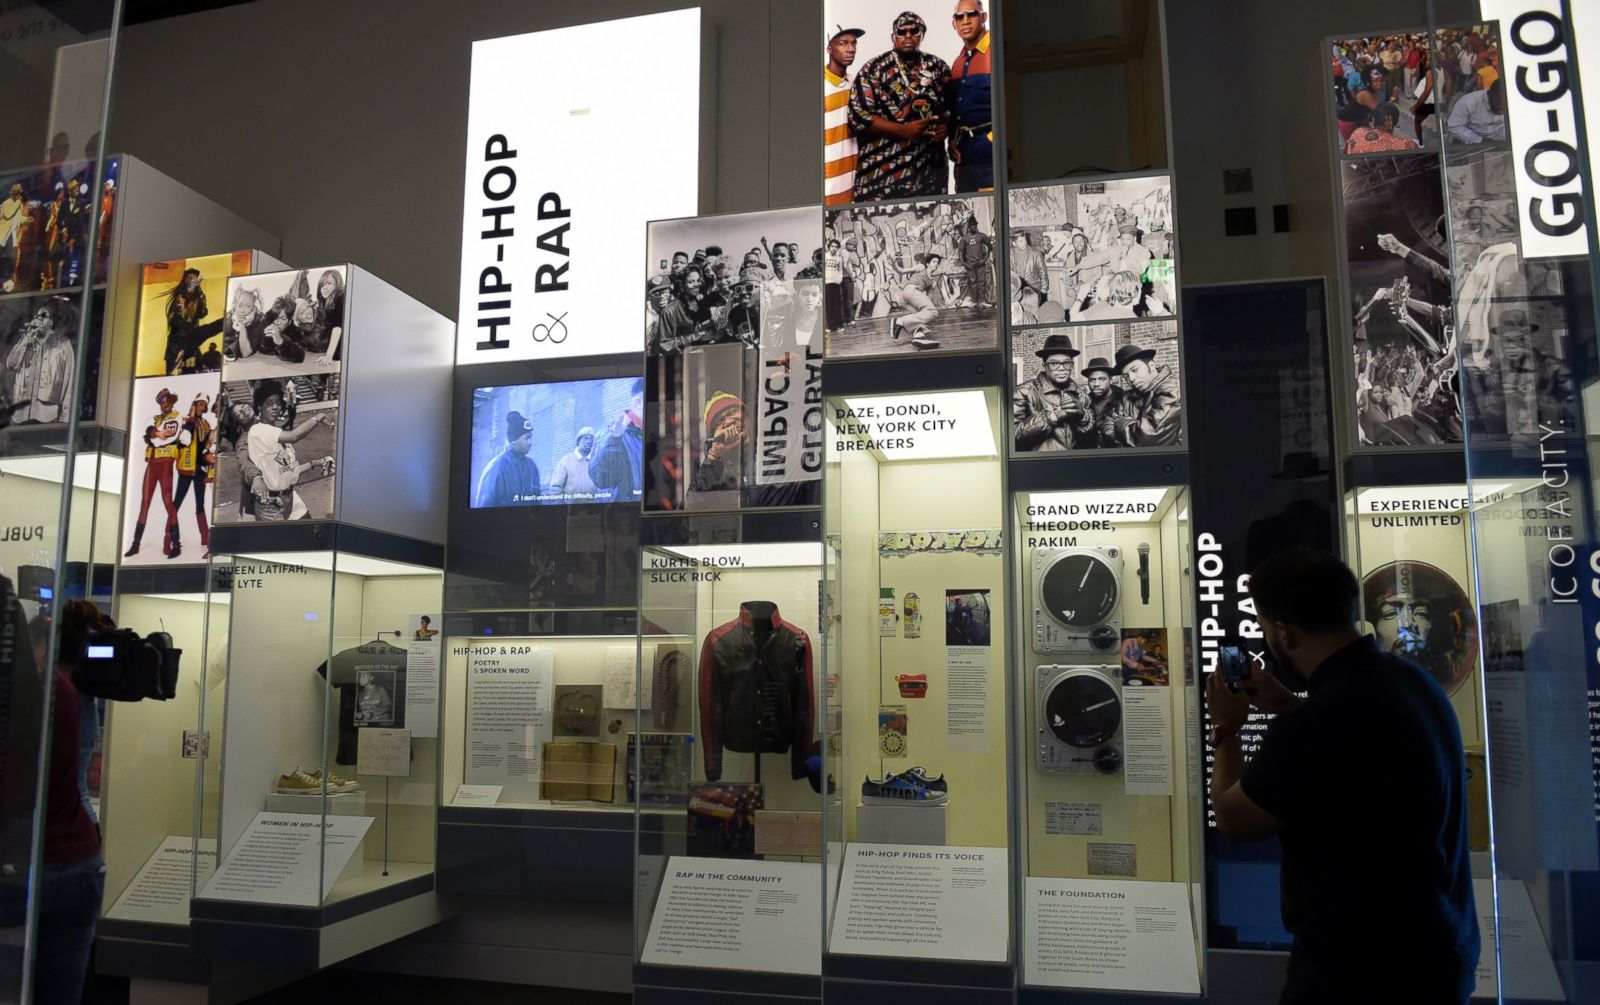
[0, 158, 117, 296]
[823, 0, 994, 203]
[1007, 174, 1176, 328]
[1012, 321, 1183, 452]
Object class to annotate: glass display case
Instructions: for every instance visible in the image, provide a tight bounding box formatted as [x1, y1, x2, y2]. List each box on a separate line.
[436, 357, 645, 902]
[1012, 482, 1204, 995]
[820, 384, 1012, 994]
[632, 513, 824, 991]
[185, 539, 446, 968]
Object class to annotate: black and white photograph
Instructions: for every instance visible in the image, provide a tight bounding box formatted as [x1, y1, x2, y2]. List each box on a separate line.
[644, 205, 818, 355]
[823, 193, 997, 357]
[1330, 33, 1437, 154]
[213, 375, 339, 523]
[119, 373, 221, 564]
[221, 266, 347, 380]
[354, 669, 398, 726]
[1343, 155, 1459, 446]
[1011, 321, 1182, 452]
[1007, 175, 1175, 327]
[822, 0, 994, 204]
[1446, 149, 1573, 443]
[0, 290, 103, 427]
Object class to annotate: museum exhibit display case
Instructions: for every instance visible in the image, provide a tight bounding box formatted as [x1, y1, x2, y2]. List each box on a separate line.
[4, 0, 1600, 1001]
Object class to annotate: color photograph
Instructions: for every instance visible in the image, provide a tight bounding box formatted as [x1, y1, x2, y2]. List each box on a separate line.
[822, 0, 994, 201]
[119, 373, 220, 564]
[135, 252, 255, 377]
[469, 377, 643, 508]
[0, 157, 118, 295]
[1362, 560, 1478, 696]
[1330, 33, 1437, 154]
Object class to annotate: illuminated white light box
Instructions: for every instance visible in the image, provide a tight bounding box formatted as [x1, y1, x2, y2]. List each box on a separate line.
[456, 8, 705, 362]
[835, 389, 997, 462]
[659, 543, 823, 570]
[1024, 487, 1176, 524]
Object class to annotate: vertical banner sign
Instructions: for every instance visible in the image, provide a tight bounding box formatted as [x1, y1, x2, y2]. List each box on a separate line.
[1181, 280, 1338, 950]
[1480, 0, 1591, 259]
[456, 9, 702, 362]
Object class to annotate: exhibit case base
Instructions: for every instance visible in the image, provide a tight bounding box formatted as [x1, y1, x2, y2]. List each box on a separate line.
[436, 805, 632, 903]
[191, 876, 444, 973]
[633, 964, 821, 1005]
[823, 958, 1014, 1005]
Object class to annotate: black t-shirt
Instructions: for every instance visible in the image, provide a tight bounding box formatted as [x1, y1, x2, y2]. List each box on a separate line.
[315, 642, 408, 765]
[1241, 637, 1478, 1000]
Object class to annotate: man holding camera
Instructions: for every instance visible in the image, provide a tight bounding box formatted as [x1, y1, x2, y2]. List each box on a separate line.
[1206, 549, 1477, 1003]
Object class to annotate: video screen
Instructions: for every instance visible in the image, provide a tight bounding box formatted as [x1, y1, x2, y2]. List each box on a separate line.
[469, 377, 643, 508]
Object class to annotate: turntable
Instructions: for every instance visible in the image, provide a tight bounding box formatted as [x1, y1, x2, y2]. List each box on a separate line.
[1036, 665, 1123, 774]
[1032, 547, 1122, 655]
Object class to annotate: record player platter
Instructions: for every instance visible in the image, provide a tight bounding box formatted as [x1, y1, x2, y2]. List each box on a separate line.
[1041, 671, 1122, 749]
[1038, 551, 1120, 629]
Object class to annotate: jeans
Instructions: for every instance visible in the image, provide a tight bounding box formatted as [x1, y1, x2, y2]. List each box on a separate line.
[78, 696, 98, 822]
[899, 286, 938, 331]
[0, 852, 105, 1005]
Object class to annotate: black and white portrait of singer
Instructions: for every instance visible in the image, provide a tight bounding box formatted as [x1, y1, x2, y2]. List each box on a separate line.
[0, 293, 77, 426]
[1011, 321, 1182, 452]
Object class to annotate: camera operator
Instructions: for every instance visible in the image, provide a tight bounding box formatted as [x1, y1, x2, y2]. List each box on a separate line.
[13, 597, 110, 1004]
[1205, 549, 1477, 1004]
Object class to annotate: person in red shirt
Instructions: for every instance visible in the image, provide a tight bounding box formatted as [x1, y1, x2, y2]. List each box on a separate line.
[3, 594, 107, 1005]
[1345, 103, 1421, 154]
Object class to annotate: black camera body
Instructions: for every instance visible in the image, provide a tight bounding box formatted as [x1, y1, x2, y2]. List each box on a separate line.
[76, 628, 181, 702]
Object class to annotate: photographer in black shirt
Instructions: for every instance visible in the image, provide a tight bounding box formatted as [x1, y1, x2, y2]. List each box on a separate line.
[1207, 549, 1478, 1004]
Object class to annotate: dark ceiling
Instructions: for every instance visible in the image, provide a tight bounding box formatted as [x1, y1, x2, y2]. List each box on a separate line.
[39, 0, 255, 33]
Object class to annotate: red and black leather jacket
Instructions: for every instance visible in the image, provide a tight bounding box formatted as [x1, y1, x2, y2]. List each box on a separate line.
[698, 602, 814, 781]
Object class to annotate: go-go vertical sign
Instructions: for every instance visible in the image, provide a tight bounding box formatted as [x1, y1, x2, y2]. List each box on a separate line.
[455, 9, 703, 362]
[1482, 0, 1596, 259]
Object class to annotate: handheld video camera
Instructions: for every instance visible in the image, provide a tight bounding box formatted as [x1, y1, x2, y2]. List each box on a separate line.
[76, 628, 182, 702]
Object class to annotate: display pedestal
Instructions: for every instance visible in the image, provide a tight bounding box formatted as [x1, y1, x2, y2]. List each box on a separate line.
[264, 790, 369, 816]
[854, 803, 947, 846]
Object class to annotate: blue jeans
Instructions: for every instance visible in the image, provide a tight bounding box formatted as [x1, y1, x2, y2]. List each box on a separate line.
[30, 852, 104, 1005]
[78, 695, 99, 822]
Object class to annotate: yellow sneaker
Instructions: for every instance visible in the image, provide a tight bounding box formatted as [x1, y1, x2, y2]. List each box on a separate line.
[307, 767, 360, 794]
[275, 767, 320, 794]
